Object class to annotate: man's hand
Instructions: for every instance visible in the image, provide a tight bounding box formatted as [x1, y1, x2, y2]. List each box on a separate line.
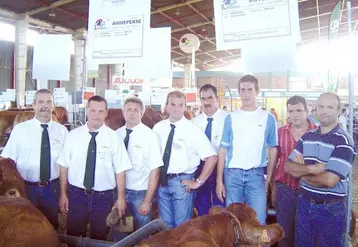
[216, 182, 226, 203]
[59, 195, 69, 213]
[309, 163, 327, 175]
[293, 154, 305, 164]
[138, 200, 151, 216]
[112, 198, 127, 216]
[182, 180, 201, 192]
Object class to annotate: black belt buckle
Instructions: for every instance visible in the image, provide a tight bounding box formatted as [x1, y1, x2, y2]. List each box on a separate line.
[84, 189, 93, 195]
[37, 180, 49, 186]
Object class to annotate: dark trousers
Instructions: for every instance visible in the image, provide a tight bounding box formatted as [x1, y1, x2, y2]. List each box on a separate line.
[275, 182, 298, 247]
[295, 194, 346, 247]
[25, 179, 59, 229]
[195, 182, 225, 216]
[67, 185, 113, 241]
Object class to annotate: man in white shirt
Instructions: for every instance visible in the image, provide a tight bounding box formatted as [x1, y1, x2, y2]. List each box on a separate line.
[192, 84, 228, 216]
[153, 91, 218, 228]
[216, 75, 278, 225]
[114, 97, 163, 239]
[338, 108, 347, 132]
[58, 96, 132, 241]
[1, 89, 68, 229]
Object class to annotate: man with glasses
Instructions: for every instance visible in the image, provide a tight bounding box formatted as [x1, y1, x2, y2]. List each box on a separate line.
[192, 84, 228, 216]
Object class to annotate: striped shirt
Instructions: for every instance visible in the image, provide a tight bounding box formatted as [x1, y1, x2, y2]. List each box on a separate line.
[275, 121, 316, 189]
[288, 124, 356, 199]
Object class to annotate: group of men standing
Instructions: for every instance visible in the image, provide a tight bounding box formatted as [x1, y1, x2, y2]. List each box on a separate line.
[1, 74, 355, 247]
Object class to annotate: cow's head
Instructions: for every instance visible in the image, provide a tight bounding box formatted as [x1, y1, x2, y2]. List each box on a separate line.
[0, 158, 26, 198]
[210, 203, 284, 246]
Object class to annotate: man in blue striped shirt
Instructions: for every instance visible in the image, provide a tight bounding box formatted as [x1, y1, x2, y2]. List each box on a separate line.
[285, 92, 355, 247]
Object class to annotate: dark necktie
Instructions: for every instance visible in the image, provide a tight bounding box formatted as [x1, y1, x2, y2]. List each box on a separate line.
[40, 124, 51, 181]
[83, 132, 98, 190]
[124, 128, 133, 150]
[159, 124, 176, 186]
[205, 117, 213, 141]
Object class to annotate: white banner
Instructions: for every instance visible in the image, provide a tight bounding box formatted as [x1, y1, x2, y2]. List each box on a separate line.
[213, 0, 300, 50]
[112, 76, 144, 86]
[25, 90, 37, 105]
[87, 0, 150, 61]
[54, 88, 68, 104]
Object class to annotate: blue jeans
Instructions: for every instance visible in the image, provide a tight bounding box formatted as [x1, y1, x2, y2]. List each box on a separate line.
[112, 189, 152, 241]
[67, 185, 113, 241]
[275, 182, 299, 247]
[224, 167, 267, 224]
[25, 179, 59, 229]
[295, 194, 346, 247]
[157, 173, 194, 228]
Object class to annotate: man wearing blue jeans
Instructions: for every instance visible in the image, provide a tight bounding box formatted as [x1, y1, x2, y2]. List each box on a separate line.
[216, 75, 278, 225]
[114, 97, 163, 240]
[153, 91, 217, 228]
[285, 92, 355, 247]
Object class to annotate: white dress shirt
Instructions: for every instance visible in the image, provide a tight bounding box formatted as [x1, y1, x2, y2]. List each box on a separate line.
[153, 117, 216, 174]
[192, 109, 228, 153]
[1, 118, 68, 182]
[117, 123, 163, 191]
[57, 123, 132, 191]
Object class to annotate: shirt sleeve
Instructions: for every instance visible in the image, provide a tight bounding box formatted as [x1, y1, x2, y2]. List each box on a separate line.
[219, 114, 232, 150]
[148, 132, 164, 171]
[112, 135, 132, 174]
[192, 124, 216, 160]
[266, 113, 278, 147]
[1, 125, 20, 162]
[57, 134, 72, 168]
[326, 143, 355, 179]
[288, 138, 304, 161]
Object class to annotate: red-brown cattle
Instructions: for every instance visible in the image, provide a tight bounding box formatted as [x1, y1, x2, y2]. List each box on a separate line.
[0, 196, 60, 247]
[0, 158, 26, 198]
[53, 106, 69, 125]
[136, 203, 284, 247]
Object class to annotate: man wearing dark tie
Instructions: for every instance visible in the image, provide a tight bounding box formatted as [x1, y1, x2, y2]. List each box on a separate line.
[58, 96, 132, 242]
[114, 97, 163, 240]
[192, 84, 228, 216]
[153, 91, 217, 228]
[1, 89, 68, 229]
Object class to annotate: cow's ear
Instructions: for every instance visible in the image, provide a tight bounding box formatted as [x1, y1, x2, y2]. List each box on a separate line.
[209, 206, 225, 215]
[245, 223, 284, 246]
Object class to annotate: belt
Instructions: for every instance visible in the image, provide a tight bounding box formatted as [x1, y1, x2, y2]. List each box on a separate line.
[25, 178, 58, 187]
[70, 185, 113, 195]
[167, 173, 190, 179]
[304, 196, 344, 205]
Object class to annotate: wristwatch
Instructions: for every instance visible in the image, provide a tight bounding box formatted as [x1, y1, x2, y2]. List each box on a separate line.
[196, 178, 203, 185]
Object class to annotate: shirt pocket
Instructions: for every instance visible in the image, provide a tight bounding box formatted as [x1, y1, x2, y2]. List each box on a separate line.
[97, 145, 112, 163]
[51, 138, 64, 158]
[129, 145, 145, 168]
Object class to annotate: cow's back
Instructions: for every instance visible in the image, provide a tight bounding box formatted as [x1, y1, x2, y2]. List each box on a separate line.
[0, 196, 60, 247]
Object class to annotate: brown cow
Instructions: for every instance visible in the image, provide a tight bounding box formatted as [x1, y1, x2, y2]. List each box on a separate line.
[0, 158, 26, 198]
[0, 196, 60, 247]
[136, 203, 284, 247]
[53, 106, 69, 125]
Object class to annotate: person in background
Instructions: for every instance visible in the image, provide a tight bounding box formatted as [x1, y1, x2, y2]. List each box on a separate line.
[192, 84, 228, 216]
[338, 108, 347, 132]
[271, 95, 316, 247]
[222, 105, 228, 111]
[270, 108, 279, 121]
[285, 93, 355, 247]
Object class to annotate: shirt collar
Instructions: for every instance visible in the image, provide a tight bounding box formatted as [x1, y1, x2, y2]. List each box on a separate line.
[32, 117, 54, 128]
[318, 123, 340, 135]
[202, 108, 221, 120]
[167, 116, 187, 128]
[283, 120, 316, 132]
[125, 122, 142, 132]
[85, 122, 106, 133]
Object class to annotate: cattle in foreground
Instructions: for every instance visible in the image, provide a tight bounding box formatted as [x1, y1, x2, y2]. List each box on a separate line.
[0, 196, 60, 247]
[0, 158, 26, 198]
[136, 203, 284, 247]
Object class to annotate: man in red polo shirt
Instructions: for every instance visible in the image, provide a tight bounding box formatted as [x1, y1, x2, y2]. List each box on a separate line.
[272, 95, 316, 247]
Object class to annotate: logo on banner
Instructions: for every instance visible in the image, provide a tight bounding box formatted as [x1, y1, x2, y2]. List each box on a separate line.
[95, 19, 106, 29]
[112, 76, 144, 86]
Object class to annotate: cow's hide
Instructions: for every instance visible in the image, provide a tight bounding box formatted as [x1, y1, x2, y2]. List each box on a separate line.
[0, 196, 60, 247]
[136, 203, 284, 247]
[0, 158, 26, 198]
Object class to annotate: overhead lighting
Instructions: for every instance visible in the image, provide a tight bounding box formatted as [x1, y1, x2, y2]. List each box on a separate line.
[175, 8, 180, 16]
[49, 9, 56, 17]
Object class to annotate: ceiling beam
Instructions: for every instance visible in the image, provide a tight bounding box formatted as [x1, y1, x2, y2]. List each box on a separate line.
[0, 7, 74, 33]
[27, 0, 79, 16]
[315, 0, 321, 39]
[172, 21, 212, 33]
[151, 0, 204, 14]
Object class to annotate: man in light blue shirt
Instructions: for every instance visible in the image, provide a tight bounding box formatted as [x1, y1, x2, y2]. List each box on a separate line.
[216, 74, 278, 224]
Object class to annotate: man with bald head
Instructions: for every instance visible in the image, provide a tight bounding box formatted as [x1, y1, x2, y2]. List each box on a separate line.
[285, 92, 355, 247]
